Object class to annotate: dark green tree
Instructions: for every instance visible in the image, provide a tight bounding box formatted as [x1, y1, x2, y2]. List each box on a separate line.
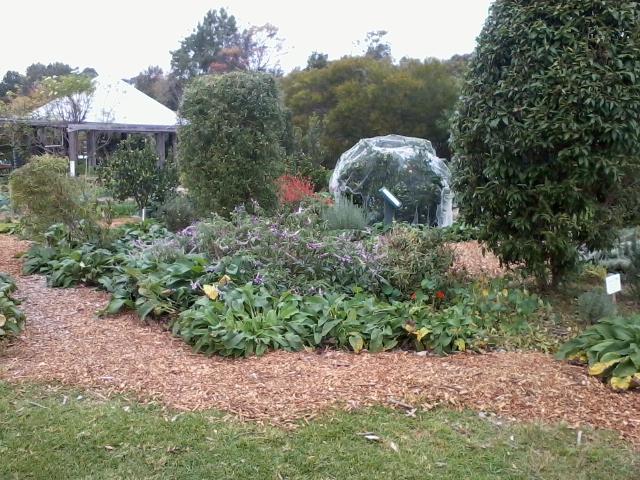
[282, 56, 460, 167]
[0, 71, 25, 99]
[23, 62, 74, 93]
[306, 52, 329, 70]
[451, 0, 640, 286]
[179, 72, 287, 215]
[170, 8, 241, 80]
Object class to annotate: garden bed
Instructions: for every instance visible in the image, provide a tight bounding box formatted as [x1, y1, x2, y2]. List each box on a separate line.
[1, 233, 639, 447]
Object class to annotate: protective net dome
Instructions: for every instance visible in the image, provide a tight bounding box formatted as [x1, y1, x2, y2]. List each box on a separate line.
[329, 135, 454, 226]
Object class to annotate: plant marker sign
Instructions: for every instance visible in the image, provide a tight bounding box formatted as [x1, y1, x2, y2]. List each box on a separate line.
[606, 274, 622, 303]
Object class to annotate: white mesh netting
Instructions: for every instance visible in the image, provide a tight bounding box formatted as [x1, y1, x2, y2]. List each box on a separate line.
[329, 135, 454, 226]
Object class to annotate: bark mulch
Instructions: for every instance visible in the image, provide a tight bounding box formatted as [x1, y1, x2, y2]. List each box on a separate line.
[1, 234, 639, 447]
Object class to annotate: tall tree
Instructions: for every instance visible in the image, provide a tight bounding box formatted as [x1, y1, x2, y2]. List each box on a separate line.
[451, 0, 640, 286]
[0, 71, 25, 99]
[282, 56, 460, 167]
[306, 52, 329, 70]
[362, 31, 392, 60]
[170, 8, 241, 80]
[23, 62, 74, 94]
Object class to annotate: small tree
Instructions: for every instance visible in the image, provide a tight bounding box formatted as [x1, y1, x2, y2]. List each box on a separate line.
[99, 137, 178, 215]
[451, 0, 640, 286]
[9, 154, 97, 237]
[179, 72, 287, 215]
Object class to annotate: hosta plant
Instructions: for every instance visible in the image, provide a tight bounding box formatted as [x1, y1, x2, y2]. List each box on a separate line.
[0, 273, 25, 339]
[557, 316, 640, 391]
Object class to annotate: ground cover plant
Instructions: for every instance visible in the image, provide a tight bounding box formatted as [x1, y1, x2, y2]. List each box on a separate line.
[1, 382, 638, 480]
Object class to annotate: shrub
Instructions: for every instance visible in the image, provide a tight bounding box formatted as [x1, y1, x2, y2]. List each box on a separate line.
[276, 175, 315, 207]
[179, 72, 287, 216]
[451, 0, 640, 286]
[323, 197, 367, 231]
[9, 154, 97, 237]
[376, 225, 454, 297]
[157, 195, 198, 232]
[557, 315, 640, 390]
[577, 289, 616, 324]
[98, 137, 178, 214]
[193, 209, 383, 294]
[0, 272, 25, 339]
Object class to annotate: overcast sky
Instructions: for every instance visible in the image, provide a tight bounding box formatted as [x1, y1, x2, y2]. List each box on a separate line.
[1, 0, 494, 79]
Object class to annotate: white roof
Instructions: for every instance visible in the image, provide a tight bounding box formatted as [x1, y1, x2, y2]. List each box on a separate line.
[33, 75, 178, 126]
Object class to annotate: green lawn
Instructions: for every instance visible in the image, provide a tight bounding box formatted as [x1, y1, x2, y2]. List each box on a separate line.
[0, 382, 637, 480]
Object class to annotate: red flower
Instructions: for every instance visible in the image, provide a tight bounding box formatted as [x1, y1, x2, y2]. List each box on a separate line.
[435, 290, 446, 300]
[410, 292, 417, 301]
[276, 174, 315, 205]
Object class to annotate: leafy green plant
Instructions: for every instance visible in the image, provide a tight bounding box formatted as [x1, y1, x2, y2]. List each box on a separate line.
[179, 72, 287, 216]
[9, 154, 98, 238]
[156, 195, 198, 232]
[0, 272, 25, 339]
[577, 290, 616, 324]
[323, 197, 367, 231]
[98, 136, 178, 215]
[451, 0, 640, 286]
[557, 315, 640, 391]
[376, 224, 454, 298]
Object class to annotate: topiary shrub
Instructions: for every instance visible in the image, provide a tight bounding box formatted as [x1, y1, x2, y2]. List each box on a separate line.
[179, 72, 287, 216]
[451, 1, 640, 286]
[9, 154, 97, 237]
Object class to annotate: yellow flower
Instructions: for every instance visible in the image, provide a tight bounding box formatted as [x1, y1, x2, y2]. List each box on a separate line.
[501, 289, 509, 297]
[218, 275, 231, 286]
[481, 289, 490, 297]
[203, 284, 220, 300]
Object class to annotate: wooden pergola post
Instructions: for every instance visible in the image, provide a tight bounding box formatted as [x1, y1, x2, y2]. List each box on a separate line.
[68, 130, 78, 177]
[155, 132, 166, 167]
[87, 130, 97, 168]
[171, 132, 178, 163]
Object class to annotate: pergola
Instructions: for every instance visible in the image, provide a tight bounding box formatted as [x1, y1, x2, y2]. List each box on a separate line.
[1, 76, 179, 173]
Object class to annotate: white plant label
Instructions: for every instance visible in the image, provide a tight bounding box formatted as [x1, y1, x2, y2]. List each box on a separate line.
[606, 274, 622, 295]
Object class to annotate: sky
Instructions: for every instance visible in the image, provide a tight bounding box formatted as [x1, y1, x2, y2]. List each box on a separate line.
[0, 0, 494, 79]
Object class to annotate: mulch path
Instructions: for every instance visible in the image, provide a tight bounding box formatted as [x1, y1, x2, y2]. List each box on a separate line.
[1, 234, 639, 446]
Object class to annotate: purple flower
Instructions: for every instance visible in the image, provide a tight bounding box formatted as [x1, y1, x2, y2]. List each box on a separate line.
[180, 225, 197, 237]
[252, 273, 264, 286]
[190, 280, 202, 291]
[306, 242, 323, 250]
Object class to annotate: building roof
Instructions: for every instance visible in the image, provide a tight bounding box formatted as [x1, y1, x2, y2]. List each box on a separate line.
[33, 75, 178, 127]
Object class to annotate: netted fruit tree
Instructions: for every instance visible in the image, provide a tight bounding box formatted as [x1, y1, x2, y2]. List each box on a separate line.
[451, 0, 640, 286]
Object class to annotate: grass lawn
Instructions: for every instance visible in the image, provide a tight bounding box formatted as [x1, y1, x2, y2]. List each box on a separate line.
[0, 382, 638, 479]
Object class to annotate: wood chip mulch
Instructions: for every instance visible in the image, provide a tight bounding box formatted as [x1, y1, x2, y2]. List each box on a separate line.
[1, 234, 639, 447]
[450, 241, 507, 278]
